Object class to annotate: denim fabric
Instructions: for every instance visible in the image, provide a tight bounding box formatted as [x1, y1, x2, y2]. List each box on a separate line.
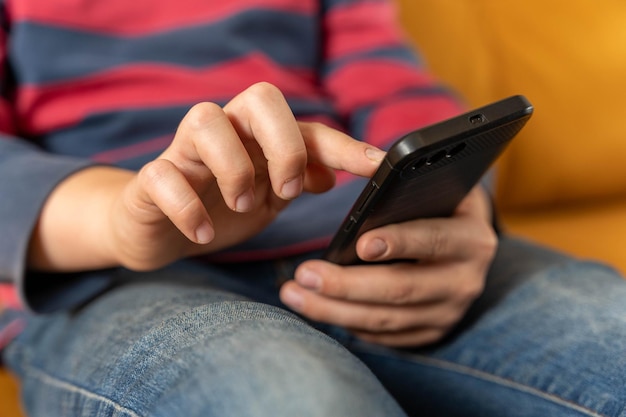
[4, 237, 626, 417]
[351, 238, 626, 416]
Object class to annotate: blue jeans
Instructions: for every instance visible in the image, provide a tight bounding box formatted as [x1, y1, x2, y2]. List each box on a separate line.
[3, 237, 626, 416]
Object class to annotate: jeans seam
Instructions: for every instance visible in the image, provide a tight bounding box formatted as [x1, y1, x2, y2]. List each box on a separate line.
[402, 354, 610, 417]
[22, 360, 144, 417]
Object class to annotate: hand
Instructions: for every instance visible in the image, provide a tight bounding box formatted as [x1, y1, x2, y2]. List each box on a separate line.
[29, 83, 385, 272]
[280, 186, 497, 347]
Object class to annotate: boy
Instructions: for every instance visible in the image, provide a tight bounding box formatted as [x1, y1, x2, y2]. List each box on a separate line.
[1, 1, 624, 415]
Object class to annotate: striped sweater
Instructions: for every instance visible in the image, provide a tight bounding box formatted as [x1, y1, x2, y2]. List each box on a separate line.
[0, 0, 463, 316]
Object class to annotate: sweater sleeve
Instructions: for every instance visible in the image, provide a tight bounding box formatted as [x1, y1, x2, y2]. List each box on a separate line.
[319, 0, 466, 148]
[0, 6, 96, 311]
[0, 139, 96, 311]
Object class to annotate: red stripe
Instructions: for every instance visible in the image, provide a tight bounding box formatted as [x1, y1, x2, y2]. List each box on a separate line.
[17, 58, 319, 134]
[326, 60, 435, 114]
[0, 283, 22, 309]
[325, 1, 403, 59]
[335, 97, 463, 182]
[10, 0, 317, 35]
[365, 96, 464, 148]
[0, 319, 26, 350]
[334, 170, 361, 187]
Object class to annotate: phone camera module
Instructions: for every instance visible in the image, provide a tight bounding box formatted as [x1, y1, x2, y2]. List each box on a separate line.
[410, 158, 427, 171]
[426, 150, 447, 166]
[446, 142, 467, 158]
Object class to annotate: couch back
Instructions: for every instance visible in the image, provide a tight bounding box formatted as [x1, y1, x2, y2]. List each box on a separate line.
[396, 0, 626, 212]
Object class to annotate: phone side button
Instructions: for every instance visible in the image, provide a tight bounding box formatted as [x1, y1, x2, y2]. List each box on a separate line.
[357, 183, 378, 214]
[344, 217, 357, 232]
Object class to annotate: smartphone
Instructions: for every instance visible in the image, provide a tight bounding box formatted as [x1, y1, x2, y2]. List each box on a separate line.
[323, 95, 533, 265]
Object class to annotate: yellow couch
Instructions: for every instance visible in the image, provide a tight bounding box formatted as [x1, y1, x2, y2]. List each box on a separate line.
[397, 0, 626, 275]
[3, 1, 626, 415]
[0, 368, 21, 417]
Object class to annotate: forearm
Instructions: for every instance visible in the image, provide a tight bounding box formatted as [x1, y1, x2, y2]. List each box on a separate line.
[28, 166, 134, 272]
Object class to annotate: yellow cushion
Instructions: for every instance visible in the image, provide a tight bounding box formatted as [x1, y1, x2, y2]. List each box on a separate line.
[397, 0, 626, 210]
[396, 0, 626, 272]
[0, 369, 23, 417]
[500, 198, 626, 276]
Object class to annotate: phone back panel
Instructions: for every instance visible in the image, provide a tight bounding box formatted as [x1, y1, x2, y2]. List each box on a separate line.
[324, 95, 533, 265]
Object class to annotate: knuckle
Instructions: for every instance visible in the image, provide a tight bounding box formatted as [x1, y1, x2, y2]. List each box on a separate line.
[456, 275, 485, 305]
[476, 223, 499, 256]
[367, 312, 399, 333]
[138, 161, 200, 217]
[282, 150, 308, 174]
[422, 329, 447, 345]
[270, 142, 306, 165]
[221, 162, 254, 185]
[138, 159, 171, 187]
[323, 279, 349, 299]
[385, 281, 416, 305]
[184, 102, 226, 130]
[427, 224, 449, 258]
[298, 121, 324, 135]
[436, 308, 464, 329]
[484, 233, 499, 259]
[471, 276, 486, 299]
[244, 81, 284, 104]
[175, 192, 203, 219]
[306, 305, 334, 325]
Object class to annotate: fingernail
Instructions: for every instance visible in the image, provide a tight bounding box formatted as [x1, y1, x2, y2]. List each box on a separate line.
[281, 287, 304, 311]
[195, 221, 214, 244]
[235, 189, 255, 212]
[365, 147, 385, 162]
[364, 238, 387, 259]
[296, 268, 321, 291]
[281, 177, 303, 200]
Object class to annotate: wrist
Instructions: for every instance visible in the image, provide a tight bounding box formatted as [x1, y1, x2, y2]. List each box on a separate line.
[28, 166, 134, 272]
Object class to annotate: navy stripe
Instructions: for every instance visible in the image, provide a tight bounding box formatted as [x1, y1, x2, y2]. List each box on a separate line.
[11, 10, 317, 84]
[322, 0, 387, 13]
[38, 97, 340, 169]
[39, 105, 189, 161]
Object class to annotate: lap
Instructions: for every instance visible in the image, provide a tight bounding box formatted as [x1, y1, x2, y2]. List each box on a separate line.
[4, 237, 626, 417]
[4, 281, 404, 417]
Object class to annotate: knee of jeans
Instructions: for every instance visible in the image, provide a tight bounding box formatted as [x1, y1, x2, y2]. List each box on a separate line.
[96, 298, 401, 416]
[8, 283, 405, 417]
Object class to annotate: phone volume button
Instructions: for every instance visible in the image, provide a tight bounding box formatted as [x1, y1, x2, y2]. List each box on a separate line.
[344, 217, 357, 232]
[357, 183, 378, 214]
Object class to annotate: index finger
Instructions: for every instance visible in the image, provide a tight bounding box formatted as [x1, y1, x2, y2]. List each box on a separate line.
[298, 121, 385, 179]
